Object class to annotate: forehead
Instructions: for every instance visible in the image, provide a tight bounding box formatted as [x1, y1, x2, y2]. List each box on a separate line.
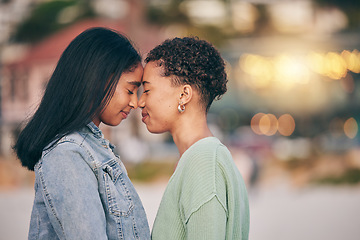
[120, 64, 143, 85]
[143, 61, 164, 79]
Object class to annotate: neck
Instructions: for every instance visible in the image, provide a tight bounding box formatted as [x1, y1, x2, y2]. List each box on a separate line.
[171, 113, 213, 157]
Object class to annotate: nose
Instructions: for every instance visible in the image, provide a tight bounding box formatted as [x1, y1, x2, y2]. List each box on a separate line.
[138, 93, 145, 109]
[129, 94, 138, 109]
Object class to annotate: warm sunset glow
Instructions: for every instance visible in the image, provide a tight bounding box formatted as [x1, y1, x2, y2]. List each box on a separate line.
[239, 54, 273, 88]
[341, 49, 360, 74]
[325, 52, 347, 80]
[273, 55, 310, 85]
[241, 49, 359, 88]
[307, 50, 360, 80]
[344, 117, 358, 139]
[307, 51, 327, 75]
[278, 114, 296, 136]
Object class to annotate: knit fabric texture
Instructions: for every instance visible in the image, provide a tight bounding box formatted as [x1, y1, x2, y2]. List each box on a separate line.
[151, 137, 250, 240]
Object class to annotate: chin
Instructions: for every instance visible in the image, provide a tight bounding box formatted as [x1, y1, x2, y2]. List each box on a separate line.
[146, 125, 167, 134]
[104, 119, 122, 127]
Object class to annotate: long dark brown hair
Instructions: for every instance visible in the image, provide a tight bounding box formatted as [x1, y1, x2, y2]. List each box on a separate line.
[13, 27, 141, 170]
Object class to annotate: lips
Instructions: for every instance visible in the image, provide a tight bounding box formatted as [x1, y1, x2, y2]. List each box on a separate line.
[121, 111, 129, 119]
[141, 110, 149, 123]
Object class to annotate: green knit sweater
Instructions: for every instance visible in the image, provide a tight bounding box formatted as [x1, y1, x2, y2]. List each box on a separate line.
[151, 137, 250, 240]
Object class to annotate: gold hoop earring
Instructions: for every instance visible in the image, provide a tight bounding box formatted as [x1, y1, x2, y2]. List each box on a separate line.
[178, 103, 185, 113]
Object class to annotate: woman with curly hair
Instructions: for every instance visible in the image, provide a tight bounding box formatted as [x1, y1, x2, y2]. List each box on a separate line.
[139, 37, 250, 240]
[14, 27, 150, 239]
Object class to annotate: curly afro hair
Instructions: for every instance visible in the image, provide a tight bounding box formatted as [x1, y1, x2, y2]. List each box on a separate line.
[145, 37, 227, 111]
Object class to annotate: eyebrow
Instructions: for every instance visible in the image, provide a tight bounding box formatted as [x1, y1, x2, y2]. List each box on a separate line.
[142, 81, 150, 86]
[128, 81, 141, 87]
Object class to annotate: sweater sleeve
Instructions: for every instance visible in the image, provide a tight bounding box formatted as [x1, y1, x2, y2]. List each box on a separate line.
[186, 196, 227, 240]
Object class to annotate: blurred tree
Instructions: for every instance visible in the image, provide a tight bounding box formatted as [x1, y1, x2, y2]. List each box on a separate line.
[314, 0, 360, 28]
[145, 0, 232, 46]
[12, 0, 95, 43]
[145, 0, 282, 45]
[146, 0, 189, 25]
[253, 4, 273, 35]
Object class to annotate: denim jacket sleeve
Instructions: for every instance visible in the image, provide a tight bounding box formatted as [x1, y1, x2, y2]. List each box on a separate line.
[37, 140, 108, 240]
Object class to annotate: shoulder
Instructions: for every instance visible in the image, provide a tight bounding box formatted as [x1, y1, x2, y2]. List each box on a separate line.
[178, 137, 230, 220]
[181, 137, 231, 172]
[42, 131, 82, 153]
[179, 138, 217, 184]
[37, 132, 94, 172]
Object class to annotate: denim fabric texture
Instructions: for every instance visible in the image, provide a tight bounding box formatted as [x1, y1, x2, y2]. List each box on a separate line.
[28, 122, 150, 240]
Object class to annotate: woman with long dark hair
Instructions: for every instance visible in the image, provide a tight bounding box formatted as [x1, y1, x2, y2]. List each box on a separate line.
[14, 27, 150, 239]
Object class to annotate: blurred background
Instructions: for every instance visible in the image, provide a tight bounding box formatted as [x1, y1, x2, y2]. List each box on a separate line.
[0, 0, 360, 239]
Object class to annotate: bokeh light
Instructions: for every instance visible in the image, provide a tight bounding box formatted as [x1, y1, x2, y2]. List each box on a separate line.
[239, 49, 360, 92]
[259, 114, 278, 136]
[239, 54, 273, 89]
[341, 49, 360, 74]
[307, 51, 327, 76]
[278, 114, 296, 136]
[251, 112, 265, 135]
[273, 54, 310, 86]
[307, 49, 359, 80]
[325, 52, 347, 80]
[344, 117, 358, 139]
[251, 113, 295, 136]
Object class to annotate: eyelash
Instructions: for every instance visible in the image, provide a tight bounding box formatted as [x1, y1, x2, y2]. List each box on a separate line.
[128, 90, 134, 94]
[143, 90, 149, 94]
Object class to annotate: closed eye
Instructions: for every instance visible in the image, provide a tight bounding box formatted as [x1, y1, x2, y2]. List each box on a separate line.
[143, 90, 150, 94]
[128, 89, 134, 94]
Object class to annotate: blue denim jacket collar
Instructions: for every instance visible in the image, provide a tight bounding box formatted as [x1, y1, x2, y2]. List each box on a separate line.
[85, 122, 116, 151]
[86, 121, 103, 138]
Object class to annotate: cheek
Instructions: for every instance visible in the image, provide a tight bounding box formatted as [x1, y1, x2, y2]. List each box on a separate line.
[150, 94, 176, 114]
[151, 100, 179, 130]
[113, 93, 130, 107]
[101, 103, 117, 119]
[104, 95, 129, 115]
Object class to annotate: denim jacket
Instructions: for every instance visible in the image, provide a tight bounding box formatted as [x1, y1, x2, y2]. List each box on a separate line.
[28, 122, 150, 240]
